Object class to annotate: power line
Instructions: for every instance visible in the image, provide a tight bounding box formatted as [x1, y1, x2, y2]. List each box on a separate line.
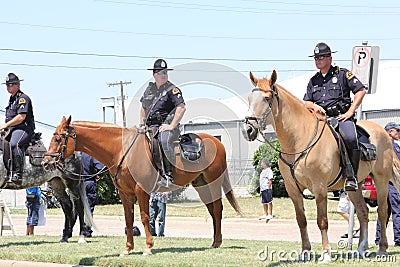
[0, 62, 318, 73]
[95, 0, 400, 15]
[0, 48, 353, 62]
[3, 21, 398, 41]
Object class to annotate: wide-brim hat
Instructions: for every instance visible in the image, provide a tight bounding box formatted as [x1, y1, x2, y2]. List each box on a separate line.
[2, 72, 23, 85]
[147, 59, 173, 71]
[309, 42, 337, 57]
[384, 122, 400, 131]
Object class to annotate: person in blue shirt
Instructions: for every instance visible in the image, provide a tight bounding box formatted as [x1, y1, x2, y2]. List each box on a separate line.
[375, 122, 400, 246]
[80, 152, 105, 237]
[26, 186, 41, 235]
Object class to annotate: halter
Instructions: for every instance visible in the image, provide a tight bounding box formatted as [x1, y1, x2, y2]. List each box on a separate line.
[45, 126, 77, 164]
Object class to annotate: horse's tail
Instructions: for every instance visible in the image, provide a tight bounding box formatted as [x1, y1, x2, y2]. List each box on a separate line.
[222, 171, 242, 216]
[79, 181, 97, 231]
[391, 151, 400, 191]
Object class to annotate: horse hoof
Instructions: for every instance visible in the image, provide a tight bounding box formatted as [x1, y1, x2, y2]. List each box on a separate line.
[318, 252, 331, 263]
[78, 235, 87, 243]
[59, 237, 69, 243]
[142, 248, 152, 256]
[376, 250, 388, 257]
[119, 250, 131, 257]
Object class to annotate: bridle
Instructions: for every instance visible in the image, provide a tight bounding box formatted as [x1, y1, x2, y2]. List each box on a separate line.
[44, 125, 77, 164]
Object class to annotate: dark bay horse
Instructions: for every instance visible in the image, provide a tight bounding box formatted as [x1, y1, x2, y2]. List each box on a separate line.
[42, 116, 242, 256]
[0, 153, 93, 243]
[242, 71, 400, 261]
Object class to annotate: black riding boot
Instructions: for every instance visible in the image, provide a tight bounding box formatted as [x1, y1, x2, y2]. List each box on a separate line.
[11, 155, 23, 185]
[345, 149, 361, 191]
[157, 149, 174, 188]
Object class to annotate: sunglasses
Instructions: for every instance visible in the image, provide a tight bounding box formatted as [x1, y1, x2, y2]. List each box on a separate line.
[314, 55, 330, 61]
[155, 70, 168, 75]
[6, 83, 17, 87]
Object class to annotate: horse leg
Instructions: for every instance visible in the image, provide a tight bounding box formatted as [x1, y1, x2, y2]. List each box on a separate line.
[192, 176, 223, 248]
[374, 177, 389, 255]
[136, 187, 153, 256]
[48, 177, 74, 243]
[118, 193, 135, 256]
[347, 189, 370, 254]
[286, 183, 311, 254]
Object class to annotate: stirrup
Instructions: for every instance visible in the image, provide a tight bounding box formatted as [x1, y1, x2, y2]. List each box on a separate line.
[344, 178, 358, 191]
[10, 174, 22, 185]
[157, 173, 174, 188]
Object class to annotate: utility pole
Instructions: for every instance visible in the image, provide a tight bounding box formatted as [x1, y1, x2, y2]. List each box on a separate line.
[107, 81, 131, 127]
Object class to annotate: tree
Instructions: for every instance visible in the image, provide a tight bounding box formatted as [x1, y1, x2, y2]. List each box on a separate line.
[251, 138, 288, 197]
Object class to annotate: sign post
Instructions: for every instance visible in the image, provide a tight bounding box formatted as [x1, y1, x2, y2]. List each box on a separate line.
[352, 42, 380, 94]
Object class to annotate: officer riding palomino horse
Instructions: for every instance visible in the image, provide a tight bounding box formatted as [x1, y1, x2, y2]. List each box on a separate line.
[42, 116, 242, 256]
[242, 70, 400, 261]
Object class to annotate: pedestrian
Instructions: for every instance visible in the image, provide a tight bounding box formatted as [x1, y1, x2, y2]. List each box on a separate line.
[0, 73, 35, 185]
[26, 186, 41, 235]
[81, 152, 105, 237]
[375, 122, 400, 246]
[337, 188, 359, 238]
[139, 59, 186, 188]
[303, 42, 367, 191]
[258, 159, 273, 221]
[149, 191, 172, 237]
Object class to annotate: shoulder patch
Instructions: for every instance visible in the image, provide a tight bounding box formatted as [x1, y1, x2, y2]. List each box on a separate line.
[172, 87, 181, 95]
[345, 71, 355, 80]
[18, 98, 26, 104]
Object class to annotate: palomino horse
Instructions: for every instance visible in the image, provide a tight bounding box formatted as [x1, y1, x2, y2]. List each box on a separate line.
[242, 70, 400, 260]
[42, 116, 242, 256]
[0, 152, 93, 243]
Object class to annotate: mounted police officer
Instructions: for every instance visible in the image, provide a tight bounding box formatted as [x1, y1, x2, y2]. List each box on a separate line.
[140, 59, 186, 188]
[0, 73, 35, 185]
[303, 43, 367, 191]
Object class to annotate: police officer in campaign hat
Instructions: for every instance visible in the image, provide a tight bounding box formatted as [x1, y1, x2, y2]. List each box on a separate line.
[0, 73, 35, 185]
[140, 59, 186, 188]
[303, 42, 367, 191]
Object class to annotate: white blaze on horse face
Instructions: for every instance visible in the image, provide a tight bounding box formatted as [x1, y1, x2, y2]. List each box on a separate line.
[249, 90, 267, 119]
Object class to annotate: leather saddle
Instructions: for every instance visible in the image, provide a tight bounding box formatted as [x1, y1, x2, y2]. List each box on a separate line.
[327, 118, 377, 163]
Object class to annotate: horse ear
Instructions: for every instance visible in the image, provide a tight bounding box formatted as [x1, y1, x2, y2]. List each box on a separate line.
[270, 70, 277, 86]
[249, 72, 258, 86]
[66, 116, 72, 125]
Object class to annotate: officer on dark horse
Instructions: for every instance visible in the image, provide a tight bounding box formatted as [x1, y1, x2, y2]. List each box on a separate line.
[0, 73, 35, 185]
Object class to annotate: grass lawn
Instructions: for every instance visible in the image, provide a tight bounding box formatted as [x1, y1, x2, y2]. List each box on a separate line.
[0, 236, 399, 267]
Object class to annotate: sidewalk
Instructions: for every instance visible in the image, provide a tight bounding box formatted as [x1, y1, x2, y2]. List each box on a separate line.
[3, 214, 395, 244]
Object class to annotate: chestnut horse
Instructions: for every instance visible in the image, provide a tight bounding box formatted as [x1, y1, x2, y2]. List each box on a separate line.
[42, 116, 241, 256]
[242, 71, 400, 261]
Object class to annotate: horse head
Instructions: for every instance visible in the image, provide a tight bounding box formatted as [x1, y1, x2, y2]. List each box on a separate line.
[42, 116, 76, 171]
[242, 70, 277, 141]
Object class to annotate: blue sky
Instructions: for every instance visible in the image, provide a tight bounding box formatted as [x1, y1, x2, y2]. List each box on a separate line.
[1, 0, 399, 126]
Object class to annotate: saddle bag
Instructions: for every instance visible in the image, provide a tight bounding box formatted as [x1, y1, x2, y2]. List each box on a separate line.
[359, 142, 377, 161]
[179, 133, 204, 163]
[25, 133, 47, 166]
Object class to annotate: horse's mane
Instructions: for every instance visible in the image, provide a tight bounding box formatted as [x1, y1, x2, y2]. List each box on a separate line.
[73, 121, 122, 128]
[275, 83, 305, 107]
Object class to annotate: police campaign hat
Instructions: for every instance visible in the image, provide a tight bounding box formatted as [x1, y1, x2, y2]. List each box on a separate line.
[309, 42, 337, 57]
[384, 122, 400, 131]
[2, 73, 23, 85]
[147, 59, 173, 71]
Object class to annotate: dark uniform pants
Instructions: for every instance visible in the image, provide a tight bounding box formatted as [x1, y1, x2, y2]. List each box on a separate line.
[3, 129, 32, 171]
[375, 182, 400, 245]
[338, 120, 358, 150]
